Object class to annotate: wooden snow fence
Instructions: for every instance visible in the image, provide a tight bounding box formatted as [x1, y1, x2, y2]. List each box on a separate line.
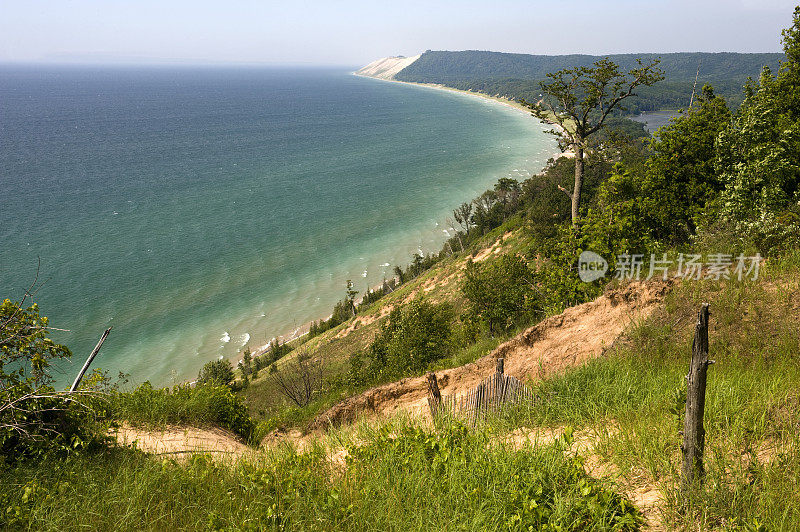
[426, 358, 532, 424]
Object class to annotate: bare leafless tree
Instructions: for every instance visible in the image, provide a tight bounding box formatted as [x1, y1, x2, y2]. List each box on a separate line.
[267, 353, 323, 407]
[445, 216, 464, 252]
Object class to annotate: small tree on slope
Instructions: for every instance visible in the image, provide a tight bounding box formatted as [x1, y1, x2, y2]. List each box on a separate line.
[522, 57, 663, 226]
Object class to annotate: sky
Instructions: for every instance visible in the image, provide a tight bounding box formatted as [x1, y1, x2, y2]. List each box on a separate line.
[0, 0, 796, 66]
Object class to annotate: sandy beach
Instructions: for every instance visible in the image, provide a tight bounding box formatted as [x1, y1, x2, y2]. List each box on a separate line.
[352, 61, 568, 157]
[353, 72, 535, 117]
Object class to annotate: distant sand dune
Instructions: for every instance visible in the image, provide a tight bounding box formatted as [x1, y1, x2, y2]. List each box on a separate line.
[355, 54, 421, 80]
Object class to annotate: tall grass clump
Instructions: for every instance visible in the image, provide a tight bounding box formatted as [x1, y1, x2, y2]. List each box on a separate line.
[110, 382, 255, 442]
[341, 421, 641, 531]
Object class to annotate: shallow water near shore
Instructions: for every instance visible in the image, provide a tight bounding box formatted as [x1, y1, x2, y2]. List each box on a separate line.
[1, 66, 555, 387]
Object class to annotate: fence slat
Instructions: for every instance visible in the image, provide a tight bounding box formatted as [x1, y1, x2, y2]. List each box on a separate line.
[426, 367, 532, 423]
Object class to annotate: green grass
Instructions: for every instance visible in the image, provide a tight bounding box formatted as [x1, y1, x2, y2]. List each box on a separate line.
[488, 262, 800, 529]
[0, 420, 640, 531]
[110, 383, 256, 443]
[7, 247, 799, 530]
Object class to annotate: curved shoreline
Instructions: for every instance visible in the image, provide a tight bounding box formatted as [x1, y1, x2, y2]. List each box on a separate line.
[353, 72, 569, 153]
[236, 74, 561, 372]
[352, 72, 536, 117]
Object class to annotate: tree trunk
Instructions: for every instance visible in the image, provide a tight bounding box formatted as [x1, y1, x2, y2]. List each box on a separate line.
[571, 144, 584, 225]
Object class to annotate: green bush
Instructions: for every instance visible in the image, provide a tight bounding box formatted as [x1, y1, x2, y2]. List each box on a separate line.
[537, 226, 604, 313]
[349, 298, 454, 384]
[461, 254, 542, 334]
[196, 359, 235, 387]
[1, 299, 108, 461]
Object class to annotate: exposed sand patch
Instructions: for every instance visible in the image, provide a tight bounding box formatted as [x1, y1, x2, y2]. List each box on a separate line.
[470, 230, 513, 263]
[112, 424, 251, 461]
[354, 55, 421, 80]
[336, 305, 393, 338]
[310, 280, 672, 430]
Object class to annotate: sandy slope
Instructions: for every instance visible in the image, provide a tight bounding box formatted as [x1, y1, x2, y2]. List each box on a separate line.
[113, 279, 672, 454]
[112, 280, 673, 526]
[113, 423, 251, 461]
[354, 55, 421, 80]
[310, 280, 672, 430]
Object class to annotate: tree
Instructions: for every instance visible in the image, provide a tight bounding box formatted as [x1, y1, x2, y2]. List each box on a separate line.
[393, 265, 405, 284]
[472, 190, 501, 234]
[714, 8, 800, 252]
[2, 296, 104, 458]
[453, 202, 473, 233]
[461, 255, 541, 334]
[267, 353, 322, 407]
[238, 347, 254, 383]
[241, 347, 252, 376]
[365, 298, 453, 376]
[197, 359, 235, 387]
[445, 216, 464, 251]
[639, 85, 730, 243]
[494, 177, 521, 207]
[579, 163, 656, 259]
[522, 57, 663, 225]
[345, 280, 359, 316]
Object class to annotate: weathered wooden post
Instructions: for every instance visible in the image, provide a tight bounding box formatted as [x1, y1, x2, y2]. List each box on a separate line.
[493, 358, 506, 411]
[427, 372, 442, 419]
[681, 304, 712, 490]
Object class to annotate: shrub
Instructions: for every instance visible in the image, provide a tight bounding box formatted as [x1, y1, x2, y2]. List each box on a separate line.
[196, 359, 234, 387]
[1, 299, 108, 461]
[350, 298, 454, 383]
[461, 254, 542, 334]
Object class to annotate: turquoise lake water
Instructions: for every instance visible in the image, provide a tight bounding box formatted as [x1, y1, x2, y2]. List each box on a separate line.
[0, 66, 555, 387]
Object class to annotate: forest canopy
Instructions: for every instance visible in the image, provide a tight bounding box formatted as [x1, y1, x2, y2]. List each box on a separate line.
[396, 50, 784, 112]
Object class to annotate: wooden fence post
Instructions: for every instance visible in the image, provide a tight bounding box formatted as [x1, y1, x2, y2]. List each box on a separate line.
[496, 357, 504, 375]
[681, 303, 712, 490]
[427, 372, 441, 419]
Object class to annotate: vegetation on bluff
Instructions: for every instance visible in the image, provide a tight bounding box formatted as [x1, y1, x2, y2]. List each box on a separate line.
[395, 50, 784, 113]
[241, 2, 800, 427]
[2, 7, 800, 530]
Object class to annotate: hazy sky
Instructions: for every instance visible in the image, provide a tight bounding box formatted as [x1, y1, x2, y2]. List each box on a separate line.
[0, 0, 796, 66]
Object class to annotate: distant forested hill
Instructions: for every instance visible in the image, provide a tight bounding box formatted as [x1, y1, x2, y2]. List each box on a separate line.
[395, 50, 784, 112]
